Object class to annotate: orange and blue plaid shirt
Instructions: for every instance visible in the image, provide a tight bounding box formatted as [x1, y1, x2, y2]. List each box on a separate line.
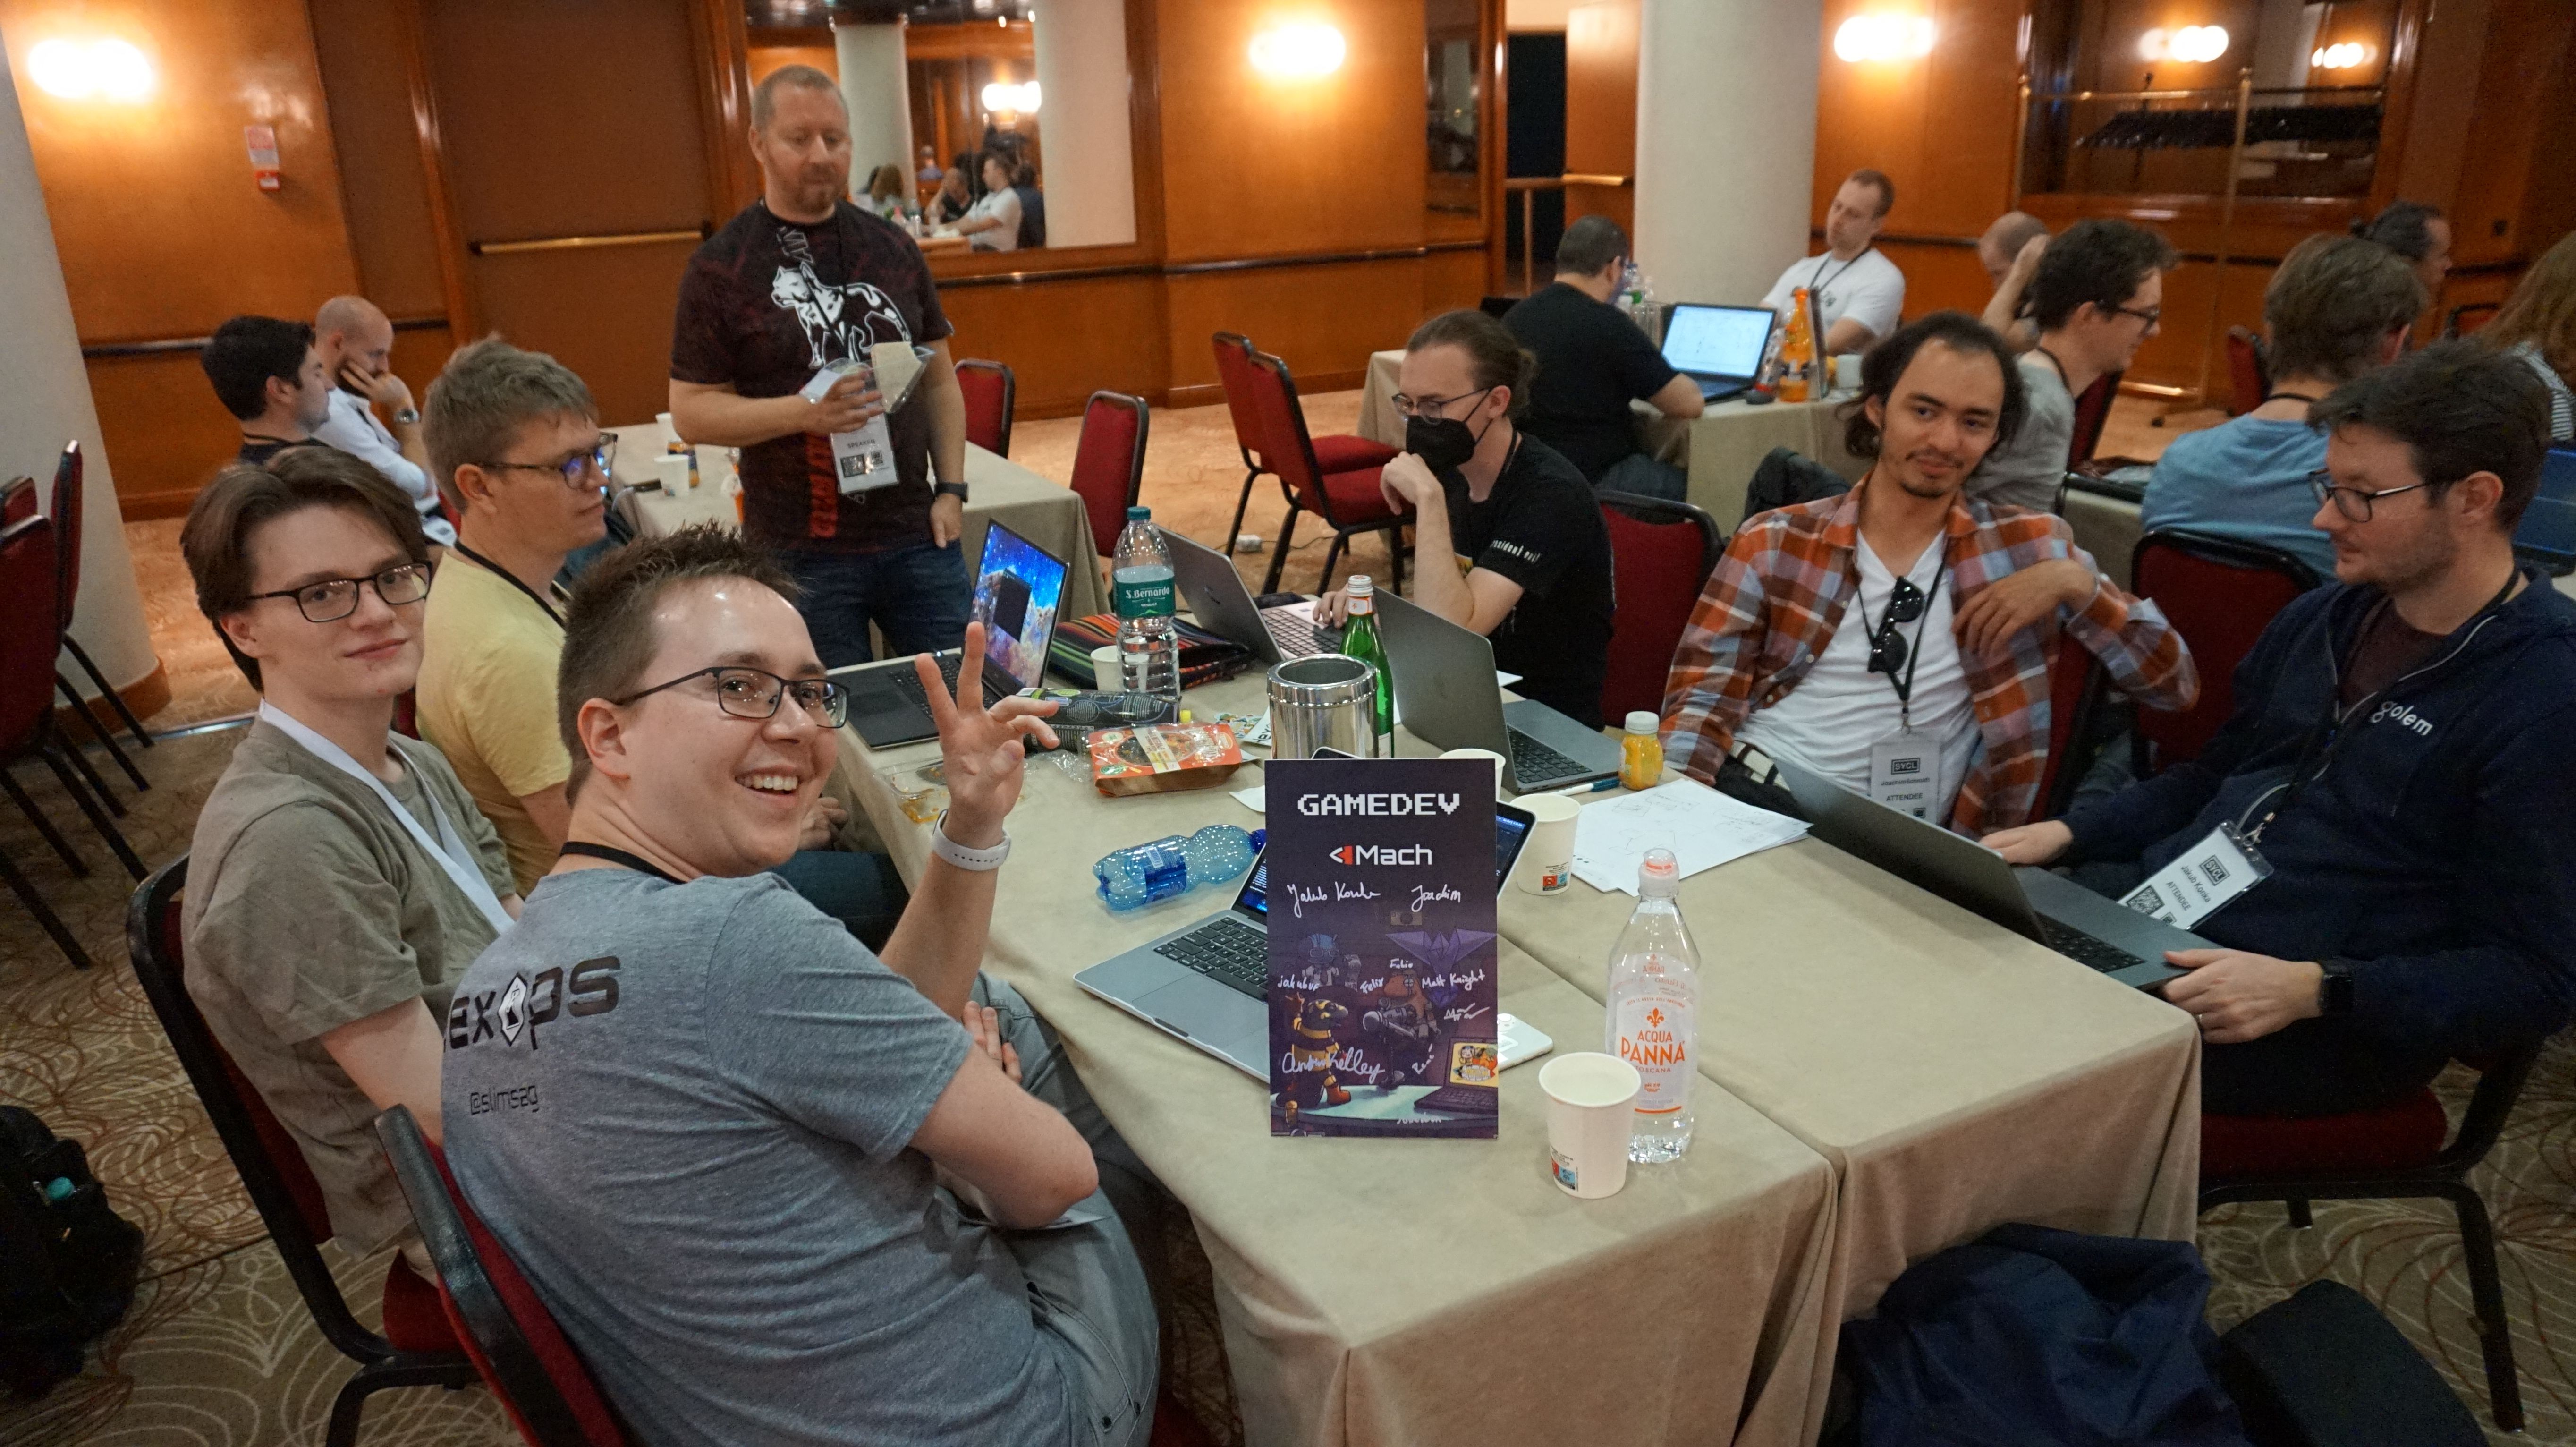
[1661, 480, 2198, 834]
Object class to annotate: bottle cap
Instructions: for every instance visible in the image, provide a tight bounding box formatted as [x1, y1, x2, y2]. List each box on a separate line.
[1348, 574, 1374, 598]
[1625, 710, 1657, 735]
[1126, 505, 1150, 520]
[1639, 847, 1680, 897]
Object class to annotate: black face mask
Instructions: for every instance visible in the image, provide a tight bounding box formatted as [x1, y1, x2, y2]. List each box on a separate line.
[1403, 388, 1495, 471]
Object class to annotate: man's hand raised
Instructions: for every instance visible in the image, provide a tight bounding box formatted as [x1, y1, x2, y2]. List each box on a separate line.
[915, 621, 1057, 847]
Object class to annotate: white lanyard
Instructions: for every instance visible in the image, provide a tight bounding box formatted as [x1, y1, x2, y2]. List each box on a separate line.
[258, 702, 514, 937]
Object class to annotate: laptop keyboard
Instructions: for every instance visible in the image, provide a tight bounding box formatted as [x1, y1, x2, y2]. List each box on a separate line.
[1264, 611, 1342, 660]
[1155, 917, 1269, 999]
[2036, 918, 2146, 974]
[1507, 728, 1590, 785]
[882, 652, 1002, 709]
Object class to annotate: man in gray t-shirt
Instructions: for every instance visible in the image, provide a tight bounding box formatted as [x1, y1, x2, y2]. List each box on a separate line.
[1967, 219, 2174, 513]
[444, 529, 1155, 1446]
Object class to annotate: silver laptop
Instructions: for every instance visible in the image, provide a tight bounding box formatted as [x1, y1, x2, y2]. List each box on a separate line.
[1661, 303, 1776, 402]
[1765, 753, 2196, 989]
[1076, 807, 1534, 1079]
[1371, 592, 1622, 793]
[1165, 530, 1341, 664]
[832, 521, 1067, 748]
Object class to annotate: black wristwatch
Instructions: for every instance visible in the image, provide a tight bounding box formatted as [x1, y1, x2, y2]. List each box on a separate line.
[2316, 963, 2355, 1018]
[933, 481, 968, 502]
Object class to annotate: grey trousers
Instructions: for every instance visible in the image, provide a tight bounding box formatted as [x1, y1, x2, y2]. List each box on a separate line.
[974, 975, 1161, 1447]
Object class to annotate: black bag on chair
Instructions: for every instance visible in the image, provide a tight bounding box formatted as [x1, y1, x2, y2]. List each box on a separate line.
[0, 1107, 144, 1399]
[2215, 1281, 2483, 1447]
[1742, 445, 1851, 529]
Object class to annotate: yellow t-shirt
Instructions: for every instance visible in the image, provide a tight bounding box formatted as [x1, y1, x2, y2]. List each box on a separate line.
[416, 556, 569, 894]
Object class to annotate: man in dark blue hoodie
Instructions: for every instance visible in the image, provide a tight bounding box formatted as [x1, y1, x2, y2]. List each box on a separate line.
[1984, 342, 2576, 1116]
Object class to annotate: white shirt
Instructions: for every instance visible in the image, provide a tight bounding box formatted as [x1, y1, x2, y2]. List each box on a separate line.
[313, 389, 455, 545]
[963, 188, 1021, 252]
[1761, 247, 1906, 349]
[1738, 535, 1979, 819]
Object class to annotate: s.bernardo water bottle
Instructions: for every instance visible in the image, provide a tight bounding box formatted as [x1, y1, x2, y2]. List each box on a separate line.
[1605, 848, 1699, 1162]
[1113, 505, 1181, 702]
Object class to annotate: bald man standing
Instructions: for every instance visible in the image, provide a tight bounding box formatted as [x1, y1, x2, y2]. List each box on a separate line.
[312, 295, 454, 545]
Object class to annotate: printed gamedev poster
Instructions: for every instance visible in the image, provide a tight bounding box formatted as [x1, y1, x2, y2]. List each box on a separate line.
[1266, 757, 1499, 1138]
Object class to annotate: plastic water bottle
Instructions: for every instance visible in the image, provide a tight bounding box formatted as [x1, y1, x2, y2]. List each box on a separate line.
[1095, 825, 1257, 911]
[1605, 848, 1699, 1163]
[1113, 505, 1181, 702]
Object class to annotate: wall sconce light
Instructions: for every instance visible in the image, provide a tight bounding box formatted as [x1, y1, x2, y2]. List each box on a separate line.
[2310, 41, 2371, 70]
[2138, 25, 2229, 64]
[979, 80, 1041, 114]
[1832, 14, 1934, 64]
[26, 37, 155, 102]
[1249, 22, 1346, 78]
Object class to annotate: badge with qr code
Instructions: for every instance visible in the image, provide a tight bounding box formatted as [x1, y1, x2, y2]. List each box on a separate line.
[2121, 821, 2274, 928]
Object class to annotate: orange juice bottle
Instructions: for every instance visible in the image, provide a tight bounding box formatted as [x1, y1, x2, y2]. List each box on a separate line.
[1778, 289, 1814, 403]
[1620, 711, 1663, 790]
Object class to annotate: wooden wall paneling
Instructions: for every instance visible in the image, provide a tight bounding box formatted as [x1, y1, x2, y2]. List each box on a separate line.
[1868, 238, 1996, 324]
[1911, 0, 2023, 237]
[83, 355, 249, 519]
[1423, 244, 1488, 317]
[470, 246, 702, 426]
[1560, 0, 1635, 234]
[2391, 0, 2489, 220]
[1161, 257, 1432, 404]
[697, 0, 760, 212]
[1486, 0, 1511, 294]
[937, 273, 1170, 418]
[906, 20, 1036, 61]
[2363, 0, 2435, 215]
[748, 45, 840, 86]
[388, 0, 476, 340]
[2116, 256, 2271, 394]
[305, 0, 448, 317]
[386, 322, 456, 400]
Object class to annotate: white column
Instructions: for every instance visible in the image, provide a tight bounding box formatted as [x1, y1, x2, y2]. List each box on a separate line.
[1031, 0, 1136, 247]
[0, 58, 156, 698]
[835, 21, 914, 187]
[1633, 0, 1823, 306]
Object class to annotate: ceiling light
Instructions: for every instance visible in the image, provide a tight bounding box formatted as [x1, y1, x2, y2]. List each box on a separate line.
[1249, 22, 1346, 78]
[2139, 24, 2228, 63]
[2310, 41, 2369, 70]
[1832, 14, 1934, 64]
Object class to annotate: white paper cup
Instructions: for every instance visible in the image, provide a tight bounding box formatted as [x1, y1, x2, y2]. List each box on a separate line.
[655, 410, 677, 450]
[1514, 791, 1581, 894]
[1541, 1053, 1642, 1199]
[1440, 747, 1506, 795]
[1091, 644, 1122, 692]
[652, 452, 691, 492]
[1834, 354, 1865, 393]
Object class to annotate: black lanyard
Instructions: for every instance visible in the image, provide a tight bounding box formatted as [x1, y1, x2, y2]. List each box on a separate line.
[450, 542, 565, 628]
[1809, 247, 1873, 300]
[558, 841, 682, 884]
[1865, 559, 1941, 722]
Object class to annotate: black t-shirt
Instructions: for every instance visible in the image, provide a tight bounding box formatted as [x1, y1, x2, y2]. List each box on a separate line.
[2339, 598, 2448, 707]
[1441, 434, 1616, 728]
[670, 201, 954, 554]
[237, 436, 299, 465]
[1502, 282, 1679, 481]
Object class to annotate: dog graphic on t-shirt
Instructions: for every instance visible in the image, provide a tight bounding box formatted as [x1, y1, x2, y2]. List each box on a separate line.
[770, 227, 910, 369]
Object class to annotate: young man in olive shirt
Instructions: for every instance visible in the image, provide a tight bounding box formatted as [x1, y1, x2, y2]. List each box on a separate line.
[668, 64, 974, 668]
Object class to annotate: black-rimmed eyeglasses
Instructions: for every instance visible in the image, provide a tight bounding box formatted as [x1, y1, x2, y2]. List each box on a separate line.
[612, 666, 848, 728]
[2308, 468, 2434, 523]
[249, 563, 432, 622]
[482, 438, 616, 490]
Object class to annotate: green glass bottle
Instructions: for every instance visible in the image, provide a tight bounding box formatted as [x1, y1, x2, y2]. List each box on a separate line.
[1340, 574, 1394, 754]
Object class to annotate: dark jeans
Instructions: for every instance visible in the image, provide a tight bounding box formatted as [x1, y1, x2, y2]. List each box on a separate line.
[780, 541, 972, 669]
[769, 849, 908, 950]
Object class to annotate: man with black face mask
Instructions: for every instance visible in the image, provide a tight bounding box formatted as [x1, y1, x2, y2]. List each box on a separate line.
[1318, 309, 1616, 728]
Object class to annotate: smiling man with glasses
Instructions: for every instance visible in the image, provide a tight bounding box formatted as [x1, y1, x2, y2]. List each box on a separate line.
[442, 525, 1162, 1445]
[1987, 343, 2576, 1119]
[181, 448, 523, 1277]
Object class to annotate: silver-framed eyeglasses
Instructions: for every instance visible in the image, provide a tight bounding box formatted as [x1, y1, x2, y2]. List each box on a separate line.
[249, 563, 432, 622]
[482, 436, 616, 490]
[2307, 468, 2433, 523]
[612, 666, 849, 729]
[1389, 385, 1494, 419]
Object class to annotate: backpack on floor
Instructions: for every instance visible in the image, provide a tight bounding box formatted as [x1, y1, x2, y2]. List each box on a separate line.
[2215, 1280, 2483, 1447]
[0, 1107, 144, 1399]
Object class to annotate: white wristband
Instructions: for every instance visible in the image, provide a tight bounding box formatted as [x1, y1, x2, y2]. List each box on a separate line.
[931, 811, 1010, 871]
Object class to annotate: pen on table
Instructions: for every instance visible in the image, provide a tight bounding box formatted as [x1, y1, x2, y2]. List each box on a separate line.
[1537, 777, 1621, 797]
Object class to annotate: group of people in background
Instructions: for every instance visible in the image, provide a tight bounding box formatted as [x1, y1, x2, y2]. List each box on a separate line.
[861, 122, 1046, 252]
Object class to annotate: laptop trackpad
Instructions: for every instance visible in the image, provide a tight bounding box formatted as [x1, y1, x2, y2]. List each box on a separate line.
[2019, 868, 2204, 972]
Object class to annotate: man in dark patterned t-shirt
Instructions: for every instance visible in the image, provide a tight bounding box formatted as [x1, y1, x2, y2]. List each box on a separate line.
[669, 64, 973, 666]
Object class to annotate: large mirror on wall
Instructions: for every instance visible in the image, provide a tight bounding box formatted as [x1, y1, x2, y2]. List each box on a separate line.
[745, 0, 1138, 258]
[1425, 0, 1485, 235]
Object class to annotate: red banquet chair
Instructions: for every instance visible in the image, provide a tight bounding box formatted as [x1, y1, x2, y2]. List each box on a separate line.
[2128, 528, 2320, 774]
[1595, 491, 1722, 724]
[1240, 345, 1408, 594]
[2067, 368, 2122, 467]
[955, 357, 1015, 457]
[1069, 391, 1150, 560]
[2200, 1042, 2541, 1430]
[125, 858, 477, 1443]
[1212, 331, 1398, 564]
[2030, 641, 2105, 821]
[49, 442, 153, 792]
[2224, 327, 2270, 416]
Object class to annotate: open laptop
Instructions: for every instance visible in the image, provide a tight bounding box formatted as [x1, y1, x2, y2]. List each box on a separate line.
[833, 520, 1067, 748]
[1661, 303, 1777, 402]
[1764, 753, 2196, 989]
[2513, 446, 2576, 577]
[1371, 592, 1622, 793]
[1076, 804, 1534, 1080]
[1165, 529, 1344, 663]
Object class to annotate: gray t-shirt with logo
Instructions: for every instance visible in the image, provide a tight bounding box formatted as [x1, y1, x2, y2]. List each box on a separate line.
[441, 868, 1076, 1446]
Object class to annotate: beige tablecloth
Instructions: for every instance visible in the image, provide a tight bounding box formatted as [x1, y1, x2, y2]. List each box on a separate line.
[1360, 349, 1867, 534]
[837, 673, 1842, 1447]
[607, 429, 1110, 623]
[2063, 487, 2144, 591]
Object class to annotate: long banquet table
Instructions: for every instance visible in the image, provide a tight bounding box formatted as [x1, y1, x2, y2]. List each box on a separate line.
[831, 662, 2202, 1445]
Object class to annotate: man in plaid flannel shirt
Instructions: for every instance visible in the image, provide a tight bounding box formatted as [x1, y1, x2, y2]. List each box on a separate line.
[1662, 313, 2197, 835]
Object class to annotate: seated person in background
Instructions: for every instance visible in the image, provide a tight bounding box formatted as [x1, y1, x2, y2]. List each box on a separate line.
[2352, 199, 2451, 335]
[1316, 309, 1617, 728]
[1967, 219, 2173, 512]
[930, 166, 973, 226]
[180, 449, 519, 1270]
[310, 295, 452, 545]
[916, 144, 944, 186]
[443, 529, 1158, 1446]
[1761, 169, 1906, 355]
[420, 340, 906, 940]
[201, 315, 331, 466]
[2143, 235, 2424, 579]
[1664, 312, 2196, 834]
[952, 151, 1023, 252]
[1987, 345, 2576, 1118]
[2478, 230, 2576, 443]
[1976, 211, 2051, 353]
[1502, 214, 1703, 500]
[864, 161, 911, 223]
